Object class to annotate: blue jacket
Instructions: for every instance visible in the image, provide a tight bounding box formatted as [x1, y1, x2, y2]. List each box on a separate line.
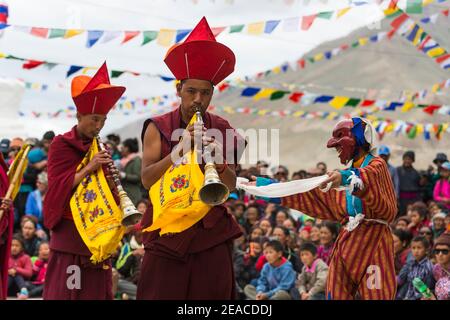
[25, 190, 44, 230]
[256, 259, 296, 298]
[396, 256, 435, 300]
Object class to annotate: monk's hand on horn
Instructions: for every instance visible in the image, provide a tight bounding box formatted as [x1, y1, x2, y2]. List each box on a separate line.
[319, 170, 342, 190]
[86, 150, 112, 173]
[187, 123, 206, 149]
[0, 198, 12, 211]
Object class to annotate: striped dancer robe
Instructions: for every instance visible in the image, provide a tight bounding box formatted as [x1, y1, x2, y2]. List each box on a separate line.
[282, 156, 397, 300]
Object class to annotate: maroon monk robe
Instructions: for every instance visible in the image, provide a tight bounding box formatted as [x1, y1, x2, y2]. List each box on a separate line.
[43, 126, 112, 300]
[136, 106, 245, 300]
[0, 154, 13, 300]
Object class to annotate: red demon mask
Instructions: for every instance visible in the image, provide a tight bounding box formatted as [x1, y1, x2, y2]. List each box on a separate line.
[326, 119, 356, 165]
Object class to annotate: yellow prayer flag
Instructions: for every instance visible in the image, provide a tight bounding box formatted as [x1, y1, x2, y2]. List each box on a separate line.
[358, 37, 369, 46]
[0, 52, 6, 59]
[64, 29, 84, 39]
[272, 66, 281, 74]
[124, 101, 132, 109]
[427, 47, 445, 58]
[258, 109, 269, 116]
[385, 123, 394, 133]
[293, 111, 305, 117]
[327, 112, 339, 120]
[416, 124, 424, 134]
[383, 8, 399, 16]
[432, 84, 441, 93]
[412, 28, 424, 46]
[401, 101, 415, 112]
[423, 0, 434, 5]
[81, 67, 95, 75]
[337, 7, 351, 18]
[253, 88, 276, 101]
[247, 22, 265, 35]
[157, 29, 176, 47]
[329, 96, 349, 109]
[314, 53, 324, 62]
[223, 106, 235, 114]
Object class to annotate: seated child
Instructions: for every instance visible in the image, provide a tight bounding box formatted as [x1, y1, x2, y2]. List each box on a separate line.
[397, 236, 435, 300]
[8, 235, 32, 298]
[297, 242, 328, 300]
[244, 240, 296, 300]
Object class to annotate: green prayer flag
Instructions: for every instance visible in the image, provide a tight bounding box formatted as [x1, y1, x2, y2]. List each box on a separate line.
[230, 25, 245, 33]
[317, 11, 333, 19]
[408, 125, 417, 139]
[142, 31, 158, 46]
[49, 28, 65, 39]
[345, 98, 361, 107]
[111, 70, 124, 78]
[406, 0, 423, 14]
[270, 91, 289, 100]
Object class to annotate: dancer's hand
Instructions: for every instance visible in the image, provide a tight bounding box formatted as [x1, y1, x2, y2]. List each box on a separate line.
[319, 170, 342, 190]
[301, 292, 309, 300]
[241, 175, 257, 187]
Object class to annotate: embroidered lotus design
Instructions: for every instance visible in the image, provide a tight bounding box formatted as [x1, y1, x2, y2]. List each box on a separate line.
[83, 190, 97, 203]
[89, 206, 104, 222]
[170, 174, 189, 192]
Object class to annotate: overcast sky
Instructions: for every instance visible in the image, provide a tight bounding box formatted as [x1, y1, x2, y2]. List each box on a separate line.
[0, 0, 393, 137]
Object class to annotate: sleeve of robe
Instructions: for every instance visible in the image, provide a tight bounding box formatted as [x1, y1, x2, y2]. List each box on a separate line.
[350, 157, 398, 221]
[281, 187, 347, 222]
[281, 157, 396, 222]
[43, 136, 79, 230]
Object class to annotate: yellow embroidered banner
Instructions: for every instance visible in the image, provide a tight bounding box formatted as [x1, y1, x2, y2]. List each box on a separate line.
[145, 115, 211, 235]
[70, 139, 125, 264]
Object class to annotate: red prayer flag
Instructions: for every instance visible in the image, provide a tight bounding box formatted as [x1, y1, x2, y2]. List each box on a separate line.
[301, 14, 317, 31]
[22, 60, 45, 69]
[387, 28, 396, 39]
[297, 59, 305, 69]
[388, 0, 400, 9]
[289, 92, 303, 103]
[390, 13, 409, 30]
[218, 82, 230, 92]
[122, 31, 140, 44]
[211, 27, 226, 37]
[436, 53, 450, 64]
[361, 100, 375, 107]
[423, 105, 441, 115]
[30, 27, 49, 38]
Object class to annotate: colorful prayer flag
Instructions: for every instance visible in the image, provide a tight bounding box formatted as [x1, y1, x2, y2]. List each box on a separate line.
[142, 31, 158, 46]
[301, 15, 317, 31]
[157, 29, 176, 47]
[406, 0, 423, 14]
[122, 31, 140, 44]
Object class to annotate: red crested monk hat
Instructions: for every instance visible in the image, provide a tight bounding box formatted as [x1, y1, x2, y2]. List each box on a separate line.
[164, 17, 236, 86]
[71, 62, 126, 115]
